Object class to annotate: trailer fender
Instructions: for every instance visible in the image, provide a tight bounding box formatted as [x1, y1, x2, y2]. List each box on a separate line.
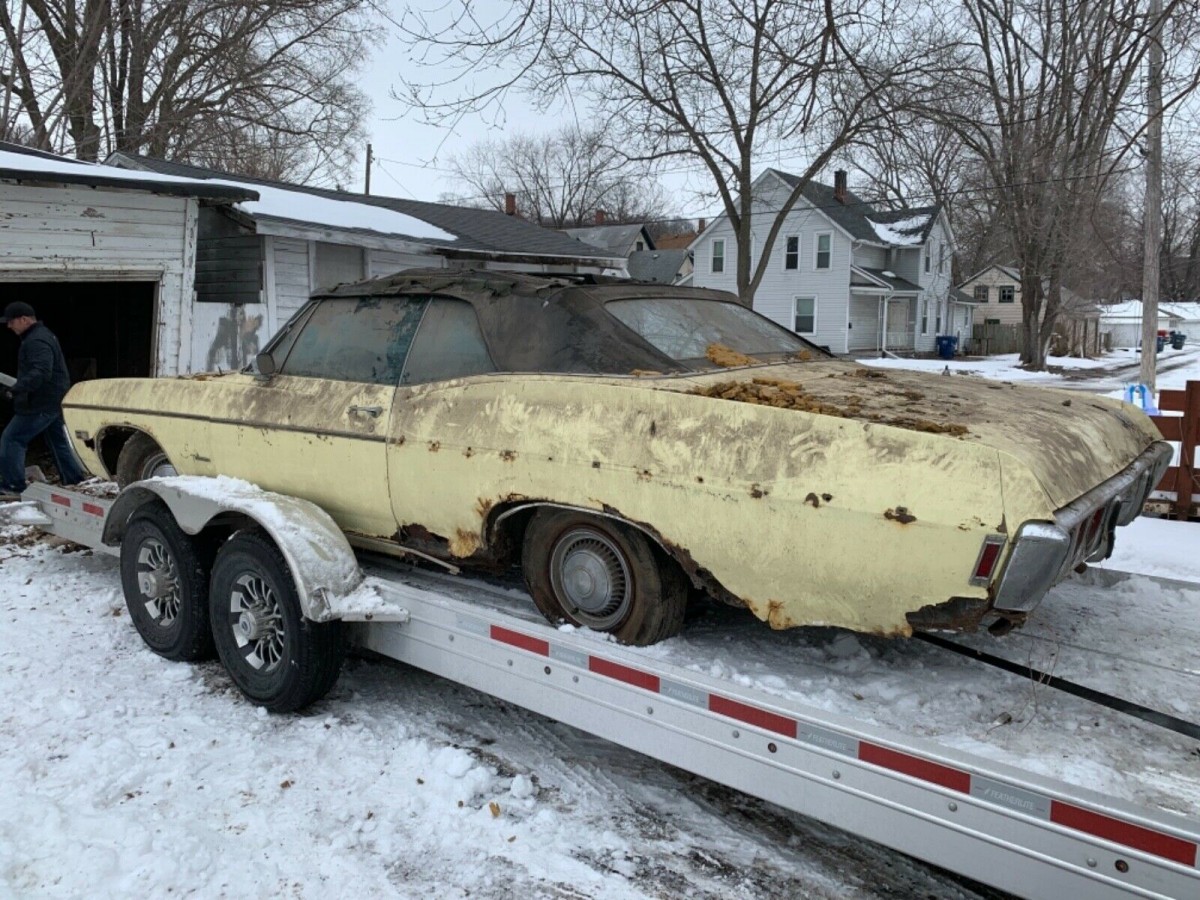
[102, 476, 362, 622]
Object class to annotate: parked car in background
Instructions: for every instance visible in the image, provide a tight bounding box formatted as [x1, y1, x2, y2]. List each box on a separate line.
[62, 270, 1171, 646]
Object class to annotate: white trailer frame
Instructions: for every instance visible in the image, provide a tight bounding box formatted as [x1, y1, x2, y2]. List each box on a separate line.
[7, 479, 1199, 900]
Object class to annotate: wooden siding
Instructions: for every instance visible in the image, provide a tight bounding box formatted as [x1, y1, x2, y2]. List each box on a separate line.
[959, 267, 1023, 327]
[0, 182, 195, 375]
[272, 237, 312, 324]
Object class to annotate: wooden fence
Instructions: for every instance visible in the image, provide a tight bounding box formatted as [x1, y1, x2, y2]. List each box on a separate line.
[971, 322, 1023, 355]
[1148, 380, 1200, 520]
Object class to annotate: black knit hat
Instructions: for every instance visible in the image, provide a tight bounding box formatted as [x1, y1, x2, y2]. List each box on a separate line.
[0, 302, 36, 324]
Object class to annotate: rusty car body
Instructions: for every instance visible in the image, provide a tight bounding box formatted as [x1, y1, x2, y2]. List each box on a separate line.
[62, 270, 1172, 645]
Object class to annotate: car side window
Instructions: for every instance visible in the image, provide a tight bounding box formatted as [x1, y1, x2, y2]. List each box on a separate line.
[279, 296, 429, 385]
[401, 298, 495, 385]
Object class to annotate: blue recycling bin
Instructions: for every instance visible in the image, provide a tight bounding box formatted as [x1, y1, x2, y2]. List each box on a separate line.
[935, 335, 958, 359]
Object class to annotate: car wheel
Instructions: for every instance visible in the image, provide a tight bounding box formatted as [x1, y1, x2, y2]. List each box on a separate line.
[209, 531, 344, 713]
[115, 432, 178, 487]
[521, 509, 687, 646]
[119, 503, 215, 661]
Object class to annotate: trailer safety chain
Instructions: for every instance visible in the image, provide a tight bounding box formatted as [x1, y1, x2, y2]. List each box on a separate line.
[916, 632, 1200, 742]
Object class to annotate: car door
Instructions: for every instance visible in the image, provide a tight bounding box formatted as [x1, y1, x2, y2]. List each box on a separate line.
[206, 295, 426, 538]
[387, 297, 499, 544]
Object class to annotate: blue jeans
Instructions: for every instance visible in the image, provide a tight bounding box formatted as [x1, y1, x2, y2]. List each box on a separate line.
[0, 410, 87, 492]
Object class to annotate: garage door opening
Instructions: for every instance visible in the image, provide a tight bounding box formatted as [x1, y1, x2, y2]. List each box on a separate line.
[1, 280, 156, 477]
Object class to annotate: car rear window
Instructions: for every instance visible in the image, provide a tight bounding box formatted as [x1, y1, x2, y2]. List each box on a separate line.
[605, 297, 811, 365]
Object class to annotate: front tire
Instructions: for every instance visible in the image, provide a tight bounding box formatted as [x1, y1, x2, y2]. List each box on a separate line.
[115, 432, 177, 488]
[209, 531, 344, 712]
[521, 509, 687, 646]
[119, 503, 215, 661]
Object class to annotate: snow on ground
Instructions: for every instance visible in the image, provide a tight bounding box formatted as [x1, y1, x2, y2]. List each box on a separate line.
[1, 526, 1012, 900]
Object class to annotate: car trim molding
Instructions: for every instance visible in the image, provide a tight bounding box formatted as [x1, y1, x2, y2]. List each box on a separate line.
[71, 404, 389, 444]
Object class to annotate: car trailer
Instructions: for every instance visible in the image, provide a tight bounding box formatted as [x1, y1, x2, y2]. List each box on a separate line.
[6, 478, 1199, 900]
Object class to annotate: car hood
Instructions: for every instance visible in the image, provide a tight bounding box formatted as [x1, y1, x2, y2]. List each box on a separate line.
[647, 361, 1159, 510]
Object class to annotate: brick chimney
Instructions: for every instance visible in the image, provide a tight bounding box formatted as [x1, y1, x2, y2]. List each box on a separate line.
[697, 218, 706, 233]
[834, 170, 848, 204]
[504, 192, 517, 216]
[595, 209, 606, 225]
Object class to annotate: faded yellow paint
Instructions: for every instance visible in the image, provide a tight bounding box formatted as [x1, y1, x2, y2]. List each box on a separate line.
[62, 359, 1160, 636]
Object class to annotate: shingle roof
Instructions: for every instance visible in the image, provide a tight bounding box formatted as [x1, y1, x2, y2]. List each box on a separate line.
[766, 168, 940, 246]
[561, 223, 651, 255]
[106, 152, 617, 261]
[850, 266, 922, 293]
[627, 249, 689, 284]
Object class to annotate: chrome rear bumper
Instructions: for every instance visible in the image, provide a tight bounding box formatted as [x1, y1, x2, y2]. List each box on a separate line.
[992, 441, 1173, 614]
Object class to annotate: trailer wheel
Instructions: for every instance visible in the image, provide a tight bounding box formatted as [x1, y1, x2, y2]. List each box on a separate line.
[209, 531, 344, 713]
[521, 509, 687, 646]
[115, 433, 177, 488]
[119, 504, 215, 662]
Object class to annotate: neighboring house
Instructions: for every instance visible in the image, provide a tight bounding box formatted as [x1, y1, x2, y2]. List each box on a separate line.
[958, 265, 1023, 327]
[1161, 302, 1200, 335]
[689, 169, 956, 355]
[0, 142, 255, 383]
[1100, 301, 1181, 348]
[561, 222, 655, 257]
[958, 265, 1102, 356]
[626, 249, 693, 285]
[107, 153, 625, 372]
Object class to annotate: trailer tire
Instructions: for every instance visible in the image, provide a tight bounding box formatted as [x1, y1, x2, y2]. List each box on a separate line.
[115, 433, 177, 488]
[209, 531, 344, 713]
[521, 509, 687, 646]
[119, 504, 215, 662]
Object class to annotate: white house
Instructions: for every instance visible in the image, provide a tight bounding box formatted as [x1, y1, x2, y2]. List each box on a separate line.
[1099, 300, 1181, 349]
[689, 169, 961, 355]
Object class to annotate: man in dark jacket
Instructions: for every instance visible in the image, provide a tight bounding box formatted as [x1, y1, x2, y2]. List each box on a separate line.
[1, 302, 87, 499]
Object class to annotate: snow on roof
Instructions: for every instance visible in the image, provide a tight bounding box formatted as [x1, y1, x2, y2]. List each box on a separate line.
[238, 182, 455, 243]
[0, 146, 252, 201]
[1100, 300, 1178, 321]
[866, 214, 931, 246]
[1, 145, 456, 243]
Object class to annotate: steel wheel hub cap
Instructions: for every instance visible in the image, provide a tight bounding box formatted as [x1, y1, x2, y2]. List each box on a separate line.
[136, 538, 181, 625]
[550, 530, 631, 629]
[228, 573, 285, 672]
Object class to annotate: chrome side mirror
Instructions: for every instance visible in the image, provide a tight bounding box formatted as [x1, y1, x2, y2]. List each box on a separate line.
[255, 351, 277, 376]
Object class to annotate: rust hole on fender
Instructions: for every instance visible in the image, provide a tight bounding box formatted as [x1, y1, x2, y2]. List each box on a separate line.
[884, 507, 917, 524]
[428, 441, 440, 452]
[499, 450, 517, 462]
[804, 492, 820, 508]
[750, 484, 767, 499]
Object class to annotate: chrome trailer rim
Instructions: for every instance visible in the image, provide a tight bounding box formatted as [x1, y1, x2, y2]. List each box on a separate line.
[226, 573, 286, 672]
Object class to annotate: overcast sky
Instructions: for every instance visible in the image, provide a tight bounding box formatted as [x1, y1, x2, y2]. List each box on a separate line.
[352, 3, 724, 221]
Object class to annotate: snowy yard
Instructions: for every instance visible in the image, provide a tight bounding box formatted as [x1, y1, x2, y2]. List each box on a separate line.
[1, 509, 1198, 898]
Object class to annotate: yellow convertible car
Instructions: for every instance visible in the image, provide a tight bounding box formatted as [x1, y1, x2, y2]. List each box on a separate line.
[63, 269, 1170, 646]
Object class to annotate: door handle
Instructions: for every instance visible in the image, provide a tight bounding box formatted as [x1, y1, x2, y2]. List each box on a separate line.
[348, 405, 383, 418]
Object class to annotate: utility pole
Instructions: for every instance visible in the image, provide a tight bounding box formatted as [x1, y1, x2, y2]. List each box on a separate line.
[1139, 0, 1163, 392]
[364, 143, 373, 196]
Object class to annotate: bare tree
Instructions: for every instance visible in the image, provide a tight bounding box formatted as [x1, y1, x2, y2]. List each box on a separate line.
[444, 125, 671, 227]
[1, 0, 374, 184]
[398, 0, 954, 305]
[1161, 149, 1200, 301]
[936, 0, 1200, 369]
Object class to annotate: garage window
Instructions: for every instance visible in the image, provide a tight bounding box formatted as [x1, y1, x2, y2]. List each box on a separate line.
[999, 286, 1015, 303]
[402, 299, 496, 384]
[280, 296, 429, 384]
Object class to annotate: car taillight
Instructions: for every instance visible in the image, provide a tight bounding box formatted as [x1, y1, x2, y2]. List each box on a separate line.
[969, 535, 1007, 586]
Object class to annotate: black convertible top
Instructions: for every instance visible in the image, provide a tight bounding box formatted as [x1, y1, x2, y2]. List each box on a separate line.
[314, 269, 767, 375]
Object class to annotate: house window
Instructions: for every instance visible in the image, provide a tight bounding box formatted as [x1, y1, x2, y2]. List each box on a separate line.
[938, 245, 946, 273]
[712, 239, 725, 273]
[924, 246, 931, 273]
[999, 285, 1015, 303]
[794, 297, 816, 333]
[935, 301, 942, 334]
[973, 285, 989, 303]
[784, 235, 799, 270]
[921, 298, 929, 334]
[635, 240, 645, 251]
[815, 233, 831, 269]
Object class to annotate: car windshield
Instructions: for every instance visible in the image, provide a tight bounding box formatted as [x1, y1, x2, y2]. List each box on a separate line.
[606, 297, 815, 367]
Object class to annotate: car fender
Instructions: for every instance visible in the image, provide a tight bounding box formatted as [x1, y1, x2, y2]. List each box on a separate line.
[103, 476, 362, 622]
